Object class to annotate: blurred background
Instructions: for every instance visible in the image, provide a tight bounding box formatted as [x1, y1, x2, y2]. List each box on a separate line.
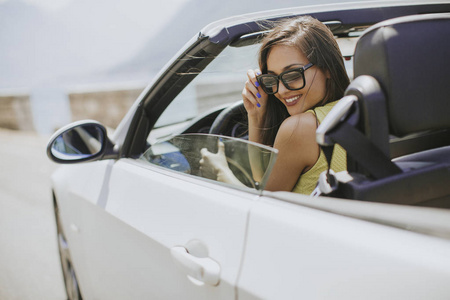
[0, 0, 310, 135]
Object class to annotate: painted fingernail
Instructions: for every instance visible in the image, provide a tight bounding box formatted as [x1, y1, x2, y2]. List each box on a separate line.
[257, 103, 261, 108]
[255, 81, 260, 87]
[256, 93, 261, 98]
[256, 71, 261, 75]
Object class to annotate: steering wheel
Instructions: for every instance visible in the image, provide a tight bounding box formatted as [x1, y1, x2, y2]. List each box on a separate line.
[209, 100, 248, 138]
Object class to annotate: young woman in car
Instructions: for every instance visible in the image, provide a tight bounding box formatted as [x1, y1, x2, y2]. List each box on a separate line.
[200, 16, 350, 195]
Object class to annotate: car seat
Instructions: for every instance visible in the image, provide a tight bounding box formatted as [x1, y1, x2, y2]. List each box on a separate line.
[315, 13, 450, 208]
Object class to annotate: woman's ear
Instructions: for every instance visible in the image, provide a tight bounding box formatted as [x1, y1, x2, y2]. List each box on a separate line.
[325, 69, 331, 79]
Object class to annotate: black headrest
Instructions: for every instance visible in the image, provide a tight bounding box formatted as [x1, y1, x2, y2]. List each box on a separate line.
[353, 13, 450, 137]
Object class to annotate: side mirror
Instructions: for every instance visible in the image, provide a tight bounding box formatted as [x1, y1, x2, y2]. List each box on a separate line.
[47, 120, 117, 164]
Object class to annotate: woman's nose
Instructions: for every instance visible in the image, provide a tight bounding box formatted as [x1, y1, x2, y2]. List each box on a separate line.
[278, 81, 289, 95]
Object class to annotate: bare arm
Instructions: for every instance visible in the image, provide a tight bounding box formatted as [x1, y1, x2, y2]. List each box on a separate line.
[264, 112, 320, 192]
[242, 69, 270, 181]
[199, 69, 269, 187]
[199, 112, 320, 192]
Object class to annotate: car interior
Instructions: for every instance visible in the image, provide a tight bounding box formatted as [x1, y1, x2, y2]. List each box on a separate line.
[130, 4, 450, 209]
[316, 13, 450, 208]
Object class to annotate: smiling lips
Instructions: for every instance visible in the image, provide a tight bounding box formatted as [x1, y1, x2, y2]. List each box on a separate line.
[284, 94, 301, 106]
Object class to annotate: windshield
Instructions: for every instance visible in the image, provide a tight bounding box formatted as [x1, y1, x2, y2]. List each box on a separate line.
[154, 44, 260, 128]
[153, 36, 357, 129]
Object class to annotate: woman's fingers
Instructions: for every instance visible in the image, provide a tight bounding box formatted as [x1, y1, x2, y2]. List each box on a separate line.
[217, 140, 225, 155]
[200, 147, 209, 157]
[200, 144, 224, 164]
[243, 69, 267, 110]
[247, 68, 261, 83]
[199, 141, 228, 180]
[246, 69, 261, 94]
[242, 82, 258, 107]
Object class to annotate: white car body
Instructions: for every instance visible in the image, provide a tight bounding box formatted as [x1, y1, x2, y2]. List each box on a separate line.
[53, 158, 450, 299]
[48, 1, 450, 299]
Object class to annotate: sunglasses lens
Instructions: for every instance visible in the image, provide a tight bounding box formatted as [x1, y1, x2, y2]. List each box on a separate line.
[257, 67, 308, 95]
[282, 70, 304, 90]
[259, 76, 278, 94]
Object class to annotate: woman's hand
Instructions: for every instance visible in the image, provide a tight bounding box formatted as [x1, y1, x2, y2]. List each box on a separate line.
[199, 140, 230, 181]
[242, 69, 268, 119]
[200, 140, 246, 187]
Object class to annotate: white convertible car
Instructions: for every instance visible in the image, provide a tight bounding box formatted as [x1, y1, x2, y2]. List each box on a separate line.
[47, 1, 450, 299]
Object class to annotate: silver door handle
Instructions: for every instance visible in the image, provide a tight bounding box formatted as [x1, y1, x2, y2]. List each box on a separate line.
[170, 246, 220, 286]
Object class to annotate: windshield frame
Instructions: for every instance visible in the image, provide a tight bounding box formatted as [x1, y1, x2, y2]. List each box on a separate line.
[121, 1, 450, 158]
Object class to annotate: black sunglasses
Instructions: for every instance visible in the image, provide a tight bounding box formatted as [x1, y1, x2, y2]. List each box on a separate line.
[257, 63, 314, 95]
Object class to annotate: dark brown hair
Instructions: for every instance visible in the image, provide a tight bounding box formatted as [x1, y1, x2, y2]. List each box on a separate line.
[257, 16, 350, 145]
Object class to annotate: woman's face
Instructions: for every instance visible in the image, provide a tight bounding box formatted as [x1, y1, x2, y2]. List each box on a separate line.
[266, 45, 328, 116]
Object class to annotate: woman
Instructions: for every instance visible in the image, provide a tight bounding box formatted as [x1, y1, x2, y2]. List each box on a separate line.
[200, 16, 350, 195]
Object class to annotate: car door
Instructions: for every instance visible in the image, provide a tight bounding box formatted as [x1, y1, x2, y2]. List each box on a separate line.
[66, 133, 276, 299]
[237, 192, 450, 299]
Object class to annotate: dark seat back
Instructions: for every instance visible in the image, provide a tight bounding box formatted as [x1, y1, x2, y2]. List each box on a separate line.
[353, 13, 450, 156]
[321, 13, 450, 207]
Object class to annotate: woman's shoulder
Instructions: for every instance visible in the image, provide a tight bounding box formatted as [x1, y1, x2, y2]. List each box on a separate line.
[277, 111, 318, 143]
[274, 111, 320, 173]
[280, 111, 318, 129]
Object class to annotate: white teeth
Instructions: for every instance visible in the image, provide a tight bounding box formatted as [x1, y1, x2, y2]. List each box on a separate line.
[285, 95, 300, 103]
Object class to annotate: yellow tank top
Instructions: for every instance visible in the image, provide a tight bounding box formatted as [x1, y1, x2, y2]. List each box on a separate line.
[291, 101, 347, 195]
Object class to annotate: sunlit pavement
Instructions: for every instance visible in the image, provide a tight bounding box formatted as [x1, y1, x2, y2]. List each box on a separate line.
[0, 129, 66, 300]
